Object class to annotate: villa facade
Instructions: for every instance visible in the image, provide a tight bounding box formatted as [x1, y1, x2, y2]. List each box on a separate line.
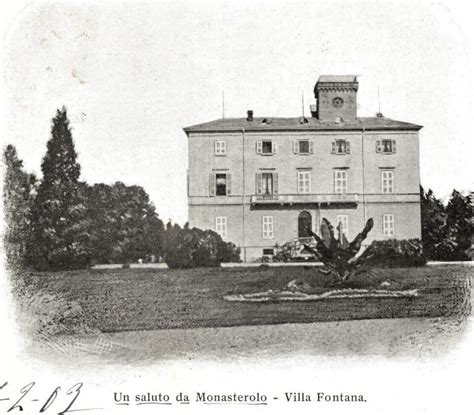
[184, 75, 422, 262]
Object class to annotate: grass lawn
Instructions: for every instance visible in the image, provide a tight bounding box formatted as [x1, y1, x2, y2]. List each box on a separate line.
[18, 265, 471, 333]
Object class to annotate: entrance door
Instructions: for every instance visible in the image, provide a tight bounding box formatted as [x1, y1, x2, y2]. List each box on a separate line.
[298, 211, 312, 237]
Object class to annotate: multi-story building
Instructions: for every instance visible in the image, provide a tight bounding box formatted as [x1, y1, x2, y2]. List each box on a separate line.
[184, 75, 422, 261]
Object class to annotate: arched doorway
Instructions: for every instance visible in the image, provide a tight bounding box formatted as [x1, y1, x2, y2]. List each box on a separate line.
[298, 211, 312, 238]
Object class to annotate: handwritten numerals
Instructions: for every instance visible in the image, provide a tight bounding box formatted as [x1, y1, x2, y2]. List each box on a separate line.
[3, 381, 92, 414]
[40, 387, 61, 413]
[58, 383, 84, 415]
[8, 381, 35, 412]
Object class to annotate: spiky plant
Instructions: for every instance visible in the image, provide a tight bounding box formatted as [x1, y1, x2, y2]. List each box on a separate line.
[305, 217, 374, 281]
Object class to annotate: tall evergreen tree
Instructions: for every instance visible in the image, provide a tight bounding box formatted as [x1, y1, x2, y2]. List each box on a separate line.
[29, 107, 90, 270]
[3, 145, 37, 267]
[444, 190, 472, 260]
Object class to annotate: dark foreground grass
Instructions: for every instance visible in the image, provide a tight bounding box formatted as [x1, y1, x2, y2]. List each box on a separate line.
[19, 265, 472, 333]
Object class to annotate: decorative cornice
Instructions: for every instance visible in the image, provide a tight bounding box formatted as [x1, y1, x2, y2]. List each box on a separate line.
[315, 82, 359, 93]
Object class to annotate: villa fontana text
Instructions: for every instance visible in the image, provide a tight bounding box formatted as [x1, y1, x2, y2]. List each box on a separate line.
[114, 392, 367, 404]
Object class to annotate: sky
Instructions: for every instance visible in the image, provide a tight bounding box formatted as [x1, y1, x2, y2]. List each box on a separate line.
[1, 0, 472, 225]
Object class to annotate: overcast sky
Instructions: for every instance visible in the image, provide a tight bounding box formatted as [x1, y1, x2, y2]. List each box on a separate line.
[2, 1, 472, 224]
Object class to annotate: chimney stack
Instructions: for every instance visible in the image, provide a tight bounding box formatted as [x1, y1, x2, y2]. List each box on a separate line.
[247, 110, 253, 122]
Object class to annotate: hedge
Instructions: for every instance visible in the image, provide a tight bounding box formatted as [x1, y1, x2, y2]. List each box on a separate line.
[362, 238, 426, 268]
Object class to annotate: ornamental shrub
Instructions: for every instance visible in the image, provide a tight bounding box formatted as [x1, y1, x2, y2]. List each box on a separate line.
[164, 223, 240, 269]
[362, 238, 426, 268]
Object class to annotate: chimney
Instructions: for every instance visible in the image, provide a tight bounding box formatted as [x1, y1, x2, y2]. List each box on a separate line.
[247, 110, 253, 122]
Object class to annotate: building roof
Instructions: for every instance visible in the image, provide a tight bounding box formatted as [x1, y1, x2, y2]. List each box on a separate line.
[317, 75, 358, 83]
[184, 116, 423, 134]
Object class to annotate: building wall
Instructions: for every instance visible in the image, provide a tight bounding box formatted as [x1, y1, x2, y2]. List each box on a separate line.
[189, 201, 421, 261]
[188, 128, 421, 261]
[316, 89, 358, 122]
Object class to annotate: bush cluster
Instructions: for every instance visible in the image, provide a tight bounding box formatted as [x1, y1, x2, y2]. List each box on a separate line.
[164, 224, 241, 269]
[362, 238, 426, 268]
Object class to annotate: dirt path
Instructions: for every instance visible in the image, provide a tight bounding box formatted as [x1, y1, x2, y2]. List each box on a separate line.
[29, 316, 471, 366]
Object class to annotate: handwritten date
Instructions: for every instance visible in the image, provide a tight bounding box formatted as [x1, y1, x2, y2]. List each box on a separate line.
[0, 381, 99, 414]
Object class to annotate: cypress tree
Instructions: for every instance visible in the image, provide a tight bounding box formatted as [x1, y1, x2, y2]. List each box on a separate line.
[29, 107, 90, 270]
[3, 145, 37, 268]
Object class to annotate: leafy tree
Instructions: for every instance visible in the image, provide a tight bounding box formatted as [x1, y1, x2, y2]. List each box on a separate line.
[85, 182, 164, 263]
[420, 186, 447, 260]
[2, 145, 37, 268]
[420, 187, 472, 261]
[163, 222, 240, 269]
[444, 190, 472, 260]
[28, 107, 90, 270]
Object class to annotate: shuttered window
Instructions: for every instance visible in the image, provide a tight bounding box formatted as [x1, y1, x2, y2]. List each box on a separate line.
[376, 139, 397, 153]
[256, 172, 278, 196]
[331, 140, 350, 154]
[209, 173, 231, 196]
[256, 140, 277, 155]
[293, 140, 313, 154]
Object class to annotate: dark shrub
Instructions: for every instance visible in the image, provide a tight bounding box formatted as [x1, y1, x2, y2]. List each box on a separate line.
[164, 224, 240, 269]
[362, 238, 426, 268]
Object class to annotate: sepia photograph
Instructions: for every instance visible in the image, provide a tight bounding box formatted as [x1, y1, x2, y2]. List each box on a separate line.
[1, 1, 472, 414]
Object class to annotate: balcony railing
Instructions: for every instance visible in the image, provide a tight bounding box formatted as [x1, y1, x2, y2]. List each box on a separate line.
[250, 193, 359, 205]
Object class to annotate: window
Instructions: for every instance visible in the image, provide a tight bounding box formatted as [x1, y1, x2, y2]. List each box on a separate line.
[262, 216, 274, 239]
[381, 170, 394, 193]
[376, 139, 397, 154]
[262, 172, 274, 196]
[214, 140, 226, 155]
[262, 141, 273, 154]
[210, 173, 231, 196]
[263, 248, 274, 256]
[334, 170, 348, 193]
[336, 215, 349, 237]
[293, 140, 313, 154]
[215, 173, 227, 196]
[256, 140, 277, 155]
[383, 214, 394, 236]
[298, 211, 312, 237]
[297, 170, 311, 194]
[331, 139, 351, 154]
[256, 172, 278, 197]
[215, 217, 227, 238]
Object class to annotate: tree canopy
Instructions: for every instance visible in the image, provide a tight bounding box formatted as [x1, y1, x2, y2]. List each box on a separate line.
[3, 145, 37, 267]
[28, 107, 90, 270]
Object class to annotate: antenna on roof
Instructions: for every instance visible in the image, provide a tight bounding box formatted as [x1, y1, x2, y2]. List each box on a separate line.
[301, 90, 305, 118]
[378, 86, 381, 113]
[377, 86, 383, 118]
[299, 90, 309, 124]
[222, 91, 225, 119]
